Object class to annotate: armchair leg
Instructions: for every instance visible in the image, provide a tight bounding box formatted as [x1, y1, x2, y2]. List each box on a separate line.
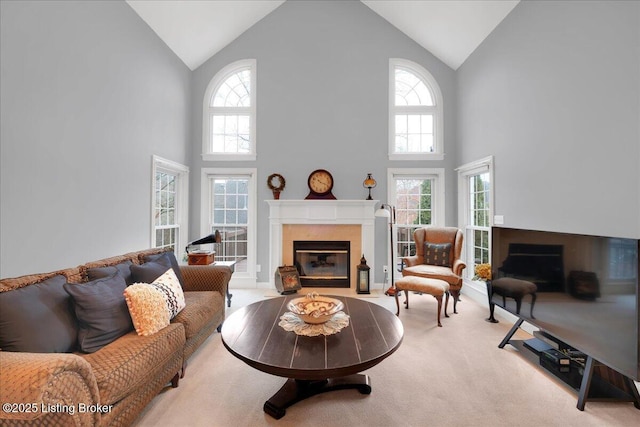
[394, 289, 401, 316]
[444, 291, 450, 318]
[451, 290, 461, 314]
[403, 290, 410, 309]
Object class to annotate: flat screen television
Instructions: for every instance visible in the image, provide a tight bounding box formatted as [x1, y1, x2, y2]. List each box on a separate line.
[491, 226, 640, 381]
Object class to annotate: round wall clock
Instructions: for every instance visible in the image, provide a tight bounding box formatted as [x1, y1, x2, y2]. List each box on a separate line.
[305, 169, 336, 200]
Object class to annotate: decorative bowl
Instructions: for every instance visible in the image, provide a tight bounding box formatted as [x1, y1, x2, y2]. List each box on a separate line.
[287, 293, 344, 324]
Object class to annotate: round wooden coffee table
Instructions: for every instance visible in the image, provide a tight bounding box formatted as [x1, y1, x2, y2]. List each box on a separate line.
[221, 295, 404, 419]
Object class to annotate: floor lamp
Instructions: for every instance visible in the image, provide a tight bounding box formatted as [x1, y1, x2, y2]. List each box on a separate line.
[375, 204, 397, 296]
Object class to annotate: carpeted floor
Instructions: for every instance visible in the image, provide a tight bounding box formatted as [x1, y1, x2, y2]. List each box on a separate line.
[133, 288, 640, 427]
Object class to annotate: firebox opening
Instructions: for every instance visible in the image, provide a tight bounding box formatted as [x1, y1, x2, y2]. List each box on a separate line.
[293, 240, 350, 288]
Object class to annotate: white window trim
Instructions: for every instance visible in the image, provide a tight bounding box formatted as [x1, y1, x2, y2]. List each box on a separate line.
[457, 155, 494, 289]
[151, 155, 189, 257]
[389, 58, 444, 161]
[202, 59, 257, 161]
[388, 168, 446, 227]
[200, 167, 257, 287]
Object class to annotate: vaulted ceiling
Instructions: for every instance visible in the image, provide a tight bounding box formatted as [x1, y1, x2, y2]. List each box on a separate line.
[126, 0, 519, 71]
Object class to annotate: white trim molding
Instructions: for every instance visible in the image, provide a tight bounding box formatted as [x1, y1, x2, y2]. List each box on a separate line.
[151, 155, 189, 257]
[202, 59, 257, 161]
[389, 58, 444, 161]
[457, 155, 494, 295]
[387, 168, 446, 226]
[201, 167, 258, 287]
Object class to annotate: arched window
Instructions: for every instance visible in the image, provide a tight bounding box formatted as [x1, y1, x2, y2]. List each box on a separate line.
[203, 59, 256, 161]
[389, 59, 443, 160]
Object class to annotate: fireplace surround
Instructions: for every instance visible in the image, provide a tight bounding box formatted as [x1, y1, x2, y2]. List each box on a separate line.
[267, 200, 377, 290]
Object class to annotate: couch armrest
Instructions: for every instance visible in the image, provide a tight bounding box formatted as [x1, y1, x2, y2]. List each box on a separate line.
[180, 265, 231, 294]
[0, 351, 100, 426]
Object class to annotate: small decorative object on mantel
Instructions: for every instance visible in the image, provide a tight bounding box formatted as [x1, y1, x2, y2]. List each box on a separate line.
[305, 169, 336, 199]
[363, 173, 377, 200]
[274, 265, 301, 295]
[356, 254, 371, 294]
[267, 173, 286, 199]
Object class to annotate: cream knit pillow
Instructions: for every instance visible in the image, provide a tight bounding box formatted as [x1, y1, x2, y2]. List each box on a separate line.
[124, 283, 170, 336]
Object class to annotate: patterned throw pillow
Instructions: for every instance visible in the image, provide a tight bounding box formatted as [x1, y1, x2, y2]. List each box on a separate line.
[151, 268, 186, 319]
[424, 243, 452, 267]
[124, 283, 170, 336]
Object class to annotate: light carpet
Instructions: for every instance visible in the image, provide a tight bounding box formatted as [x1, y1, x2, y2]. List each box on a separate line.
[133, 289, 640, 427]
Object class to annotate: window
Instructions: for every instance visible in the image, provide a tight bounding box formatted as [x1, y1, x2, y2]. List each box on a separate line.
[201, 168, 257, 284]
[152, 156, 189, 256]
[388, 168, 445, 269]
[203, 59, 256, 161]
[389, 59, 443, 160]
[457, 156, 494, 282]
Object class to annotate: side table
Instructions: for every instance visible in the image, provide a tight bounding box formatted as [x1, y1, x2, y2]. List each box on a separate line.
[214, 260, 236, 307]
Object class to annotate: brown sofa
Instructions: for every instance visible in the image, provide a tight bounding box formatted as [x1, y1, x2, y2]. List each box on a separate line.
[0, 247, 231, 427]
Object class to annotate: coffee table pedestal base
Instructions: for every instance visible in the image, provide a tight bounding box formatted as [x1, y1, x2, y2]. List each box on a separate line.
[264, 374, 372, 419]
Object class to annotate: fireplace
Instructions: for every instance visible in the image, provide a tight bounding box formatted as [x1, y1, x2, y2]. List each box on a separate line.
[267, 199, 377, 290]
[294, 241, 350, 288]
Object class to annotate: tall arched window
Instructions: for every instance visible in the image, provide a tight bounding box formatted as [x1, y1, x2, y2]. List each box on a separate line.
[389, 59, 443, 160]
[203, 59, 256, 161]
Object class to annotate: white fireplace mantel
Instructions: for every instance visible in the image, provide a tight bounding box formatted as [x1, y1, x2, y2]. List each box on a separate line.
[267, 199, 379, 289]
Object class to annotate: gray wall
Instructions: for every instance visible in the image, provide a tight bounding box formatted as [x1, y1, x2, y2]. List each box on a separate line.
[191, 0, 457, 283]
[457, 0, 640, 239]
[0, 1, 192, 277]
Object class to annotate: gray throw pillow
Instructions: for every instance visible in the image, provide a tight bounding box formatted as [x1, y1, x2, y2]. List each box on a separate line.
[130, 260, 171, 284]
[0, 275, 78, 353]
[86, 260, 134, 285]
[64, 274, 133, 353]
[143, 252, 184, 286]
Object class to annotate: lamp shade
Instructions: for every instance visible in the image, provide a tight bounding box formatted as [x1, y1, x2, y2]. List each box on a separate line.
[375, 207, 391, 218]
[363, 174, 377, 189]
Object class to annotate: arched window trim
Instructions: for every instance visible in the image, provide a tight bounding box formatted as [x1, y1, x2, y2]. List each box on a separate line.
[202, 59, 257, 161]
[389, 58, 444, 161]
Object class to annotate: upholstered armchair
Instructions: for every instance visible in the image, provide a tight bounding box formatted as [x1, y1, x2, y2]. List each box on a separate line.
[400, 227, 466, 313]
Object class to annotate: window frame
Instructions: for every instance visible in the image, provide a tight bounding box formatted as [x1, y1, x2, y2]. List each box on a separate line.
[202, 59, 257, 161]
[151, 155, 189, 256]
[387, 168, 446, 271]
[457, 156, 494, 285]
[389, 58, 444, 161]
[200, 167, 257, 286]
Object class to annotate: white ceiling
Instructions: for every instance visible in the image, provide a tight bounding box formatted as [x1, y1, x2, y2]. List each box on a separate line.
[126, 0, 519, 71]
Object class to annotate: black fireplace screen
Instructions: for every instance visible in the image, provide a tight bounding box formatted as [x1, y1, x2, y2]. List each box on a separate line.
[293, 240, 350, 288]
